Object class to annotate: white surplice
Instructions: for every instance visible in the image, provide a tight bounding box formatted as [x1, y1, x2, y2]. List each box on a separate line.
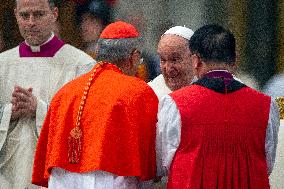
[0, 44, 95, 189]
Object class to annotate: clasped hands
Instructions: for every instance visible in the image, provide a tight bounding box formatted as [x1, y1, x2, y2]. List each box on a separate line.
[11, 85, 37, 121]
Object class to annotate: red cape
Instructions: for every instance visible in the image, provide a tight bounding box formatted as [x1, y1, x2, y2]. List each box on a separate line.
[32, 63, 158, 187]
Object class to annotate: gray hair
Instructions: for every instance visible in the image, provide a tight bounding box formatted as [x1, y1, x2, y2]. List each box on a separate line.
[15, 0, 55, 9]
[96, 37, 142, 64]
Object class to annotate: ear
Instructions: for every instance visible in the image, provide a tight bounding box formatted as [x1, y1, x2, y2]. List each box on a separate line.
[52, 7, 59, 22]
[191, 54, 200, 70]
[129, 49, 141, 67]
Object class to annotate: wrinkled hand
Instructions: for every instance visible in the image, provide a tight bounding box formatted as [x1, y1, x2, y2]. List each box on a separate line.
[11, 86, 37, 121]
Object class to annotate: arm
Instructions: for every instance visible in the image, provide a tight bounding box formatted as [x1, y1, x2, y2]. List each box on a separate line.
[156, 95, 181, 176]
[265, 98, 280, 175]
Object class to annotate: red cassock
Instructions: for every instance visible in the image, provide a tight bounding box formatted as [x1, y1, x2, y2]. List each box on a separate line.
[167, 84, 271, 189]
[32, 63, 158, 187]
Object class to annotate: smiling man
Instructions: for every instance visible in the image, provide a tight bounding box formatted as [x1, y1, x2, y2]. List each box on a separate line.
[147, 26, 194, 189]
[148, 26, 194, 99]
[0, 0, 94, 188]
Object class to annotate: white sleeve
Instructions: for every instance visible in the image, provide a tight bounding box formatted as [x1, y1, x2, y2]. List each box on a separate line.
[265, 99, 280, 175]
[35, 99, 48, 137]
[156, 95, 181, 176]
[0, 103, 12, 151]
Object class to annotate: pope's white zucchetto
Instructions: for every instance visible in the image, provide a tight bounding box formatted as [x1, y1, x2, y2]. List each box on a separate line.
[163, 26, 194, 40]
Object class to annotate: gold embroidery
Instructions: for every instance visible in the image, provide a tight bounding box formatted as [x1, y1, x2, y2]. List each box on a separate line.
[276, 97, 284, 119]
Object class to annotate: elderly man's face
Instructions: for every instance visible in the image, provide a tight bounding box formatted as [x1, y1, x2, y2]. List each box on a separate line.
[157, 35, 194, 91]
[15, 0, 58, 46]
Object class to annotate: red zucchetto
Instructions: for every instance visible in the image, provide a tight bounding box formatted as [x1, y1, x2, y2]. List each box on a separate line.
[100, 21, 139, 39]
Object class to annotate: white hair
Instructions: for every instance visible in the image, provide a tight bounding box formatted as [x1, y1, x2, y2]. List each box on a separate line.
[96, 38, 142, 64]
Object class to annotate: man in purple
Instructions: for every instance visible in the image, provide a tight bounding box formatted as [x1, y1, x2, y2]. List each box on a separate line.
[0, 0, 94, 188]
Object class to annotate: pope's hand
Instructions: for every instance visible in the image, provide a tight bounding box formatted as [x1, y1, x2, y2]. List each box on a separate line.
[11, 85, 37, 120]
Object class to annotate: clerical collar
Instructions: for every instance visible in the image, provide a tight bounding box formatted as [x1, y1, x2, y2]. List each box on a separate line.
[19, 33, 65, 57]
[193, 70, 246, 94]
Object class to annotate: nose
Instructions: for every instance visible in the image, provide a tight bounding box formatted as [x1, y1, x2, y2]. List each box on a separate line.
[27, 15, 36, 25]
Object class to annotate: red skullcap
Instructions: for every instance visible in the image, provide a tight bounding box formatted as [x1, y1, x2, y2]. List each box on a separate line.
[100, 21, 139, 39]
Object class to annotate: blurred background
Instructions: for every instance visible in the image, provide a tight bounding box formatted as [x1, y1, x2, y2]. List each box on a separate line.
[0, 0, 283, 90]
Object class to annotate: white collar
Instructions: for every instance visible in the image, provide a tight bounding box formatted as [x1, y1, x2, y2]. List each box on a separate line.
[206, 70, 231, 74]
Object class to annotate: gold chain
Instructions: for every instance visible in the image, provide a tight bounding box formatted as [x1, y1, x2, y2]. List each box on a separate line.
[68, 61, 107, 163]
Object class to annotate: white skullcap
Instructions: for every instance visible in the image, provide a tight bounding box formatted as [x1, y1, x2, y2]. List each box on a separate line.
[163, 26, 194, 40]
